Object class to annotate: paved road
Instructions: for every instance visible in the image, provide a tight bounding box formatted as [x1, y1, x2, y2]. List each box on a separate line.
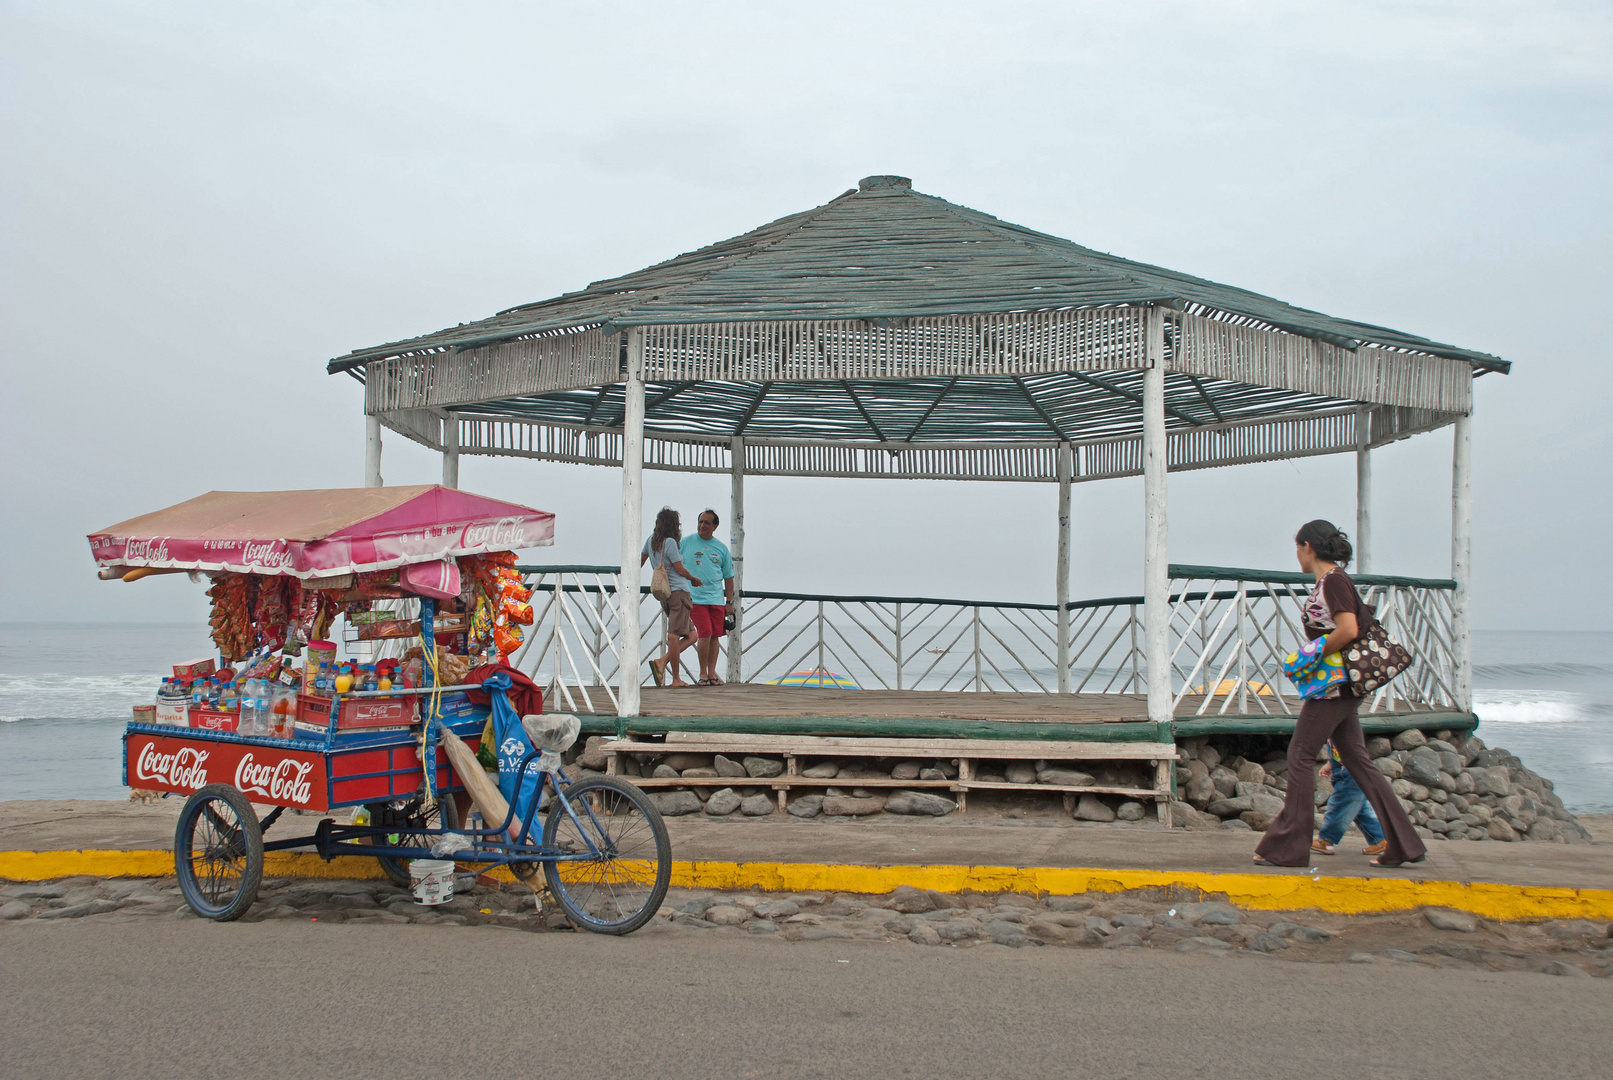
[3, 919, 1606, 1080]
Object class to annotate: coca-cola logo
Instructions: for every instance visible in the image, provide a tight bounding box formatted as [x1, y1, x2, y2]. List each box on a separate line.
[241, 540, 292, 568]
[461, 517, 532, 549]
[234, 753, 315, 805]
[125, 537, 171, 562]
[135, 742, 210, 790]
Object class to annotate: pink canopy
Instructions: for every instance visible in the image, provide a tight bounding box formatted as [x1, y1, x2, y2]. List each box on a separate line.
[87, 485, 554, 579]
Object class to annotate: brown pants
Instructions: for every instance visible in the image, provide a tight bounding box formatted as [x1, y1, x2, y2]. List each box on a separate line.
[1254, 695, 1427, 867]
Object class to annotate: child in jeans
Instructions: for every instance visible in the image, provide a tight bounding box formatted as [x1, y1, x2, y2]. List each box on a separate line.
[1313, 740, 1388, 856]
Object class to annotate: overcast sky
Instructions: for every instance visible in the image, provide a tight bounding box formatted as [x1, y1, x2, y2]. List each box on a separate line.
[2, 1, 1608, 630]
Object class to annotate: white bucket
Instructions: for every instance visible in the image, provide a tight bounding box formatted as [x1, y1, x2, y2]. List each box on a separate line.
[409, 859, 455, 905]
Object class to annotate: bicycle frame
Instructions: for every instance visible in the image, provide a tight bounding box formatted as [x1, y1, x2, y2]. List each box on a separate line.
[275, 747, 618, 873]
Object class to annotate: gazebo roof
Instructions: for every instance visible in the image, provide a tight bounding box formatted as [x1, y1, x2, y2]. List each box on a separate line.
[334, 176, 1504, 484]
[331, 175, 1504, 374]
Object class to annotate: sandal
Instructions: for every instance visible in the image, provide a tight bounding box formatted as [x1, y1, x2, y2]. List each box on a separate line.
[1311, 838, 1337, 856]
[1361, 840, 1388, 857]
[648, 658, 665, 686]
[1370, 853, 1427, 868]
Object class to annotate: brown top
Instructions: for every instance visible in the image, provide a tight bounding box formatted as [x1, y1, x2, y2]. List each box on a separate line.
[1301, 568, 1374, 642]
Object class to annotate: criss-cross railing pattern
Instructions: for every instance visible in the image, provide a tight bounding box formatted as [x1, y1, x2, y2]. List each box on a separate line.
[507, 564, 1458, 713]
[1165, 567, 1459, 714]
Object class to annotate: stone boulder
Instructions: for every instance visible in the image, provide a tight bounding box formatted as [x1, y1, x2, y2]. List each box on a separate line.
[1115, 801, 1146, 822]
[1038, 768, 1095, 787]
[704, 788, 742, 815]
[884, 790, 956, 816]
[1365, 736, 1394, 758]
[801, 761, 838, 779]
[1392, 728, 1428, 751]
[787, 795, 823, 819]
[578, 736, 609, 771]
[890, 760, 923, 780]
[1184, 773, 1217, 808]
[651, 791, 703, 816]
[743, 756, 785, 779]
[822, 794, 885, 816]
[1005, 762, 1037, 785]
[739, 794, 775, 816]
[713, 754, 747, 778]
[1074, 794, 1116, 822]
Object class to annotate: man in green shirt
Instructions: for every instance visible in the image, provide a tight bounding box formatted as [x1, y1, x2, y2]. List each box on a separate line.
[680, 509, 736, 685]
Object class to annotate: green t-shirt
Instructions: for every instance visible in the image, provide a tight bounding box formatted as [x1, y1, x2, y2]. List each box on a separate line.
[679, 535, 733, 606]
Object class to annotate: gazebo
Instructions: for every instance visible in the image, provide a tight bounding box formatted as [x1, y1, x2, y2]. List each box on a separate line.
[329, 174, 1505, 729]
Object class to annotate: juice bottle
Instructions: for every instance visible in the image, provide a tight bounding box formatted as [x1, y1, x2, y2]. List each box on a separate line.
[271, 688, 294, 738]
[333, 666, 353, 695]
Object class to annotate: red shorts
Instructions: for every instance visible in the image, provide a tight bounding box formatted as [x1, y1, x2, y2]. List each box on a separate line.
[691, 604, 727, 639]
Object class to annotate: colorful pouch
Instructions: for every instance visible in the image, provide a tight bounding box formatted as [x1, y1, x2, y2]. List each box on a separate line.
[1283, 639, 1347, 699]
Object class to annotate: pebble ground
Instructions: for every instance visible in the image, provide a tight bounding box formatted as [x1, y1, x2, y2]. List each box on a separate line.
[4, 876, 1609, 978]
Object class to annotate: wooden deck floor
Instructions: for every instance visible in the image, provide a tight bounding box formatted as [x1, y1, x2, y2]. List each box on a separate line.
[558, 683, 1474, 739]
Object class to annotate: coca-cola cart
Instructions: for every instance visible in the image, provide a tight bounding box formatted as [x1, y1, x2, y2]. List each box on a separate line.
[92, 486, 671, 934]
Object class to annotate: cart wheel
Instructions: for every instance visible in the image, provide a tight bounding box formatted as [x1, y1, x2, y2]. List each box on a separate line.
[369, 794, 461, 890]
[542, 776, 670, 935]
[174, 784, 264, 922]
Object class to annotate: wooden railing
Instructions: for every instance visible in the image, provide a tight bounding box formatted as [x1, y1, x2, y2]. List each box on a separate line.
[508, 564, 1460, 715]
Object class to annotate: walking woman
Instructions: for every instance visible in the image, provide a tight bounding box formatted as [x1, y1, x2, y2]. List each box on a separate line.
[641, 507, 702, 688]
[1254, 521, 1427, 868]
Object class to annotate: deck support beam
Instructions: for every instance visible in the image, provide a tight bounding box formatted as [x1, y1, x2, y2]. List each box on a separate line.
[727, 435, 745, 685]
[1055, 442, 1073, 693]
[364, 414, 383, 488]
[1355, 405, 1371, 572]
[442, 412, 460, 489]
[618, 330, 646, 718]
[1451, 408, 1473, 710]
[1142, 308, 1171, 732]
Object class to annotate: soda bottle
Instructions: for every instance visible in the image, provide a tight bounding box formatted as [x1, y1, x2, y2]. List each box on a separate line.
[269, 686, 291, 738]
[362, 665, 379, 693]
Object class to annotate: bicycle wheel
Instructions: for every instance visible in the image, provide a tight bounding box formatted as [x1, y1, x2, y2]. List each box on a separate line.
[369, 791, 461, 889]
[542, 775, 671, 935]
[175, 783, 263, 921]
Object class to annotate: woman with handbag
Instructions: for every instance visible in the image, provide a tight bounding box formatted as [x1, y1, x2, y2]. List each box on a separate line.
[641, 507, 703, 688]
[1254, 520, 1427, 868]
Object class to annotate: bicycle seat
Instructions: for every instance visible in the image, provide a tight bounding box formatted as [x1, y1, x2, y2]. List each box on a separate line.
[521, 713, 580, 753]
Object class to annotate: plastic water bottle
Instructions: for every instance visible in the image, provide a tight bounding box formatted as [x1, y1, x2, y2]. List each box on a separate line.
[240, 679, 261, 735]
[191, 680, 207, 710]
[219, 679, 240, 714]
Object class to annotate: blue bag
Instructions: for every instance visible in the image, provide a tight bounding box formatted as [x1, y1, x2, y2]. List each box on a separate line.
[1282, 638, 1347, 700]
[481, 671, 544, 819]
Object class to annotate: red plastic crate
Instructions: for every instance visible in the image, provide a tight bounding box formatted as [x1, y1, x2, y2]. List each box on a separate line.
[298, 693, 418, 730]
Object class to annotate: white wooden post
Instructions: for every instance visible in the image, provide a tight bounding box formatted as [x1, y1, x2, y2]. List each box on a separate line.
[1451, 409, 1473, 711]
[1055, 441, 1072, 694]
[441, 412, 460, 489]
[364, 414, 383, 488]
[617, 330, 646, 718]
[1355, 405, 1372, 573]
[1142, 306, 1171, 729]
[727, 435, 745, 685]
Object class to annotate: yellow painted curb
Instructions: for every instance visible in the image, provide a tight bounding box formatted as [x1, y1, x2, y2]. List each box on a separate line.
[4, 850, 1611, 923]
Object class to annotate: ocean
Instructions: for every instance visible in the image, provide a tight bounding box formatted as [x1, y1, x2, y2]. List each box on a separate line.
[2, 623, 1610, 813]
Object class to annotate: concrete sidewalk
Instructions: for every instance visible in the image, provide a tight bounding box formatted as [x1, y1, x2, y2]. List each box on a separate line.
[5, 799, 1611, 893]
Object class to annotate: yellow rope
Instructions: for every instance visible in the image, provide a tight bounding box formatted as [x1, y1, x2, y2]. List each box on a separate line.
[418, 627, 446, 809]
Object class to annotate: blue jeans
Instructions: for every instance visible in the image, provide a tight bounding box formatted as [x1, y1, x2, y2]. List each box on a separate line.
[1319, 765, 1384, 845]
